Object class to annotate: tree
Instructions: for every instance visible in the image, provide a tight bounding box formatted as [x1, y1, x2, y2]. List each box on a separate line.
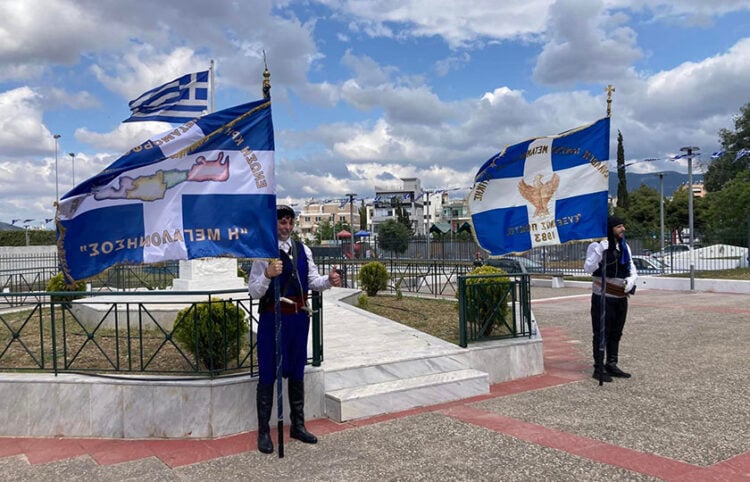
[315, 219, 334, 244]
[377, 219, 411, 255]
[704, 170, 750, 243]
[616, 130, 629, 209]
[704, 102, 750, 192]
[618, 184, 660, 239]
[665, 188, 708, 244]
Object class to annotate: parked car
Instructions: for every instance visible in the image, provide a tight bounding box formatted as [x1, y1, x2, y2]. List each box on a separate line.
[632, 255, 667, 275]
[652, 244, 690, 258]
[504, 255, 544, 273]
[485, 257, 528, 274]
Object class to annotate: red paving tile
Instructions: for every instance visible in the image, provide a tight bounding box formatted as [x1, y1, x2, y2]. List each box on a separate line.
[204, 433, 252, 457]
[158, 441, 223, 468]
[88, 440, 157, 466]
[1, 323, 747, 480]
[23, 439, 89, 465]
[0, 438, 24, 458]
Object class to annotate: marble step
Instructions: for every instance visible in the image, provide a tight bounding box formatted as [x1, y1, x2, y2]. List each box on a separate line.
[324, 353, 471, 392]
[325, 368, 489, 422]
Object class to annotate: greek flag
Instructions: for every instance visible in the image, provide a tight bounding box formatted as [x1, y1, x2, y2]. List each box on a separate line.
[124, 71, 209, 123]
[57, 99, 277, 282]
[468, 117, 610, 256]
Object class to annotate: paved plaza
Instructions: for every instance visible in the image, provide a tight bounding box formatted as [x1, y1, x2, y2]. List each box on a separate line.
[0, 286, 748, 481]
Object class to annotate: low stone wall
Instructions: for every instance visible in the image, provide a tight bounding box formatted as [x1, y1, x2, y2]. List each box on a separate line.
[566, 276, 750, 294]
[0, 369, 325, 439]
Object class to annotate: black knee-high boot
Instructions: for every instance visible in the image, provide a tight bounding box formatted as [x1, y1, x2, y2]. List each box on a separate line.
[605, 341, 631, 378]
[593, 347, 613, 382]
[256, 383, 275, 453]
[288, 379, 317, 444]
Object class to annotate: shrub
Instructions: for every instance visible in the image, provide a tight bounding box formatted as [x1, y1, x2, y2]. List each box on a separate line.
[46, 272, 86, 306]
[173, 301, 249, 370]
[460, 265, 511, 337]
[357, 293, 370, 309]
[359, 261, 389, 296]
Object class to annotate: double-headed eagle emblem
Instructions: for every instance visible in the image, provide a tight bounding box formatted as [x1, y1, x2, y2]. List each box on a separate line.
[518, 173, 560, 218]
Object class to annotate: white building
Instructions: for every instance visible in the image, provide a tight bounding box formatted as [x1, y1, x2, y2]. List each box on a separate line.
[297, 201, 361, 244]
[368, 178, 425, 237]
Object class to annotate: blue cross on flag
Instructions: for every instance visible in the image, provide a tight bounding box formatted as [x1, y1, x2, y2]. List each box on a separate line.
[125, 71, 209, 124]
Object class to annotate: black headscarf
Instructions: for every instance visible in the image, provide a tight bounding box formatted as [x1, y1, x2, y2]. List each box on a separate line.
[606, 216, 629, 264]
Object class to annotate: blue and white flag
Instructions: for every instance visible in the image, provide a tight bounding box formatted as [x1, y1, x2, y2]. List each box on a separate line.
[124, 71, 209, 124]
[469, 117, 610, 256]
[735, 148, 749, 161]
[711, 149, 726, 159]
[57, 98, 277, 282]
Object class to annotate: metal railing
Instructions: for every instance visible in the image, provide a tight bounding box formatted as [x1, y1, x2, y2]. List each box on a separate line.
[457, 273, 532, 347]
[314, 258, 475, 298]
[0, 289, 323, 376]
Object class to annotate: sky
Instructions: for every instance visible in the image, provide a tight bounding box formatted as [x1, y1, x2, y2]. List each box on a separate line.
[1, 0, 749, 227]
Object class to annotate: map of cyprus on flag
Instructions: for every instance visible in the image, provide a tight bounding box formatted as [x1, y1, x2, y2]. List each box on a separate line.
[468, 117, 610, 257]
[56, 98, 277, 282]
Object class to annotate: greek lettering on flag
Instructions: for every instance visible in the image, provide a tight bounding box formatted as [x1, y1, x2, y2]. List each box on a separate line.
[124, 71, 209, 124]
[468, 117, 610, 257]
[56, 99, 277, 283]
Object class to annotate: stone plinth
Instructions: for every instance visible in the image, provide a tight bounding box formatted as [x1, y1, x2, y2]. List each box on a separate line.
[171, 258, 246, 291]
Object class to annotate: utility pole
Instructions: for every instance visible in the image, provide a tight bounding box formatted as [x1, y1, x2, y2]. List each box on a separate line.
[680, 146, 699, 290]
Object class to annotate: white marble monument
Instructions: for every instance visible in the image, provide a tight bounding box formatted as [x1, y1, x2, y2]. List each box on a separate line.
[171, 258, 247, 291]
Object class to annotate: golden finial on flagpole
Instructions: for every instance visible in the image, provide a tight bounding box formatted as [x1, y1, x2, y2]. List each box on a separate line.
[262, 50, 271, 99]
[605, 84, 615, 117]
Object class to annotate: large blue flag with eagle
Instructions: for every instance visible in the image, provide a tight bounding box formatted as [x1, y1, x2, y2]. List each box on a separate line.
[468, 117, 610, 256]
[56, 98, 277, 283]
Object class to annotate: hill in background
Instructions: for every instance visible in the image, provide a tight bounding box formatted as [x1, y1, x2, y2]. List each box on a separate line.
[0, 221, 23, 231]
[608, 170, 703, 197]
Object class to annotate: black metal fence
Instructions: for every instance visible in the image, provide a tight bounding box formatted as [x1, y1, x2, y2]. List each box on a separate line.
[0, 289, 323, 376]
[457, 273, 532, 347]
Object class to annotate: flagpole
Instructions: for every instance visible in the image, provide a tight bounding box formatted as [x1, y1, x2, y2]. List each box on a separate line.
[263, 58, 284, 458]
[209, 59, 215, 114]
[599, 84, 614, 386]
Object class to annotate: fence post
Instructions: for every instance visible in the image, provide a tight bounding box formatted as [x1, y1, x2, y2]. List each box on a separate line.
[311, 291, 323, 366]
[458, 275, 467, 348]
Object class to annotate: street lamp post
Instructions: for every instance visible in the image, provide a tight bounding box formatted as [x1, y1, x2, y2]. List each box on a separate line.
[346, 193, 357, 259]
[680, 146, 699, 290]
[68, 152, 76, 187]
[346, 193, 357, 289]
[53, 134, 61, 202]
[424, 190, 432, 260]
[658, 172, 665, 274]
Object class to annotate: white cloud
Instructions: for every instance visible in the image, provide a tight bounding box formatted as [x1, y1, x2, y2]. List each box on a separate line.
[90, 46, 208, 100]
[45, 88, 101, 110]
[329, 0, 552, 48]
[533, 0, 642, 85]
[75, 121, 175, 152]
[0, 87, 53, 156]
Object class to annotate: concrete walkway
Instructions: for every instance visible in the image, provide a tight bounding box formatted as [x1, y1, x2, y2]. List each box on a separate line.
[0, 287, 748, 481]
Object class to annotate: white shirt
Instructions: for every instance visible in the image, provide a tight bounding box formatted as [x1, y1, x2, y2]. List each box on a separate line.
[247, 240, 332, 299]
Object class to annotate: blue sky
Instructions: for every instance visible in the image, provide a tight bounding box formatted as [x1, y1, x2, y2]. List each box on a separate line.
[1, 0, 750, 226]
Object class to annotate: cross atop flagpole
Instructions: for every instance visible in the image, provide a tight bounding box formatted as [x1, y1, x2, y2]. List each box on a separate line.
[606, 84, 615, 117]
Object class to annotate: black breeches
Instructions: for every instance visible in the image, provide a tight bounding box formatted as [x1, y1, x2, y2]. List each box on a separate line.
[590, 293, 628, 359]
